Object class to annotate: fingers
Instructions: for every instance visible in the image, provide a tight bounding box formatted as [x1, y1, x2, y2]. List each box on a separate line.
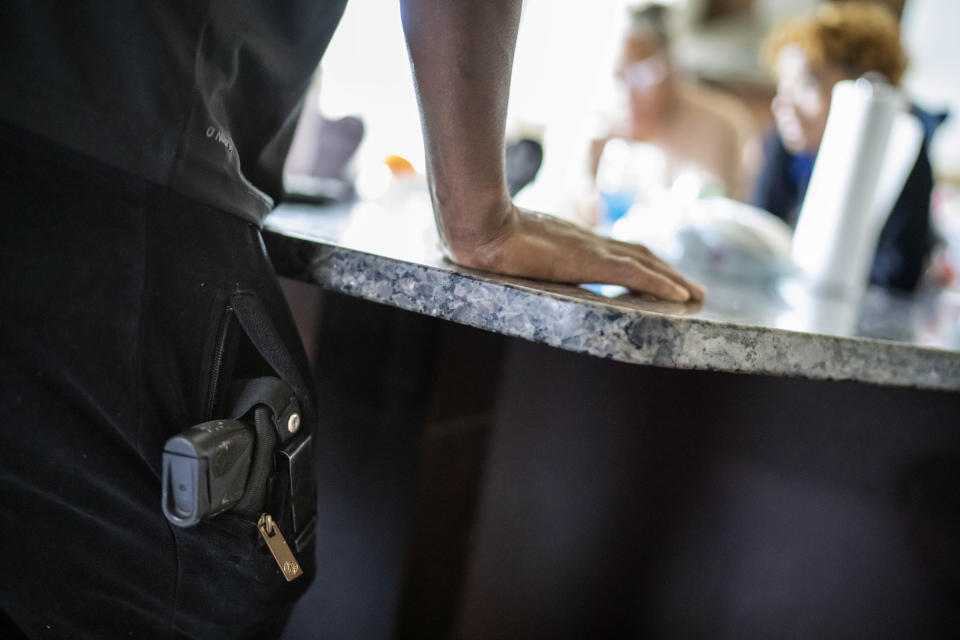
[662, 268, 706, 302]
[480, 209, 705, 303]
[604, 255, 691, 302]
[608, 241, 706, 301]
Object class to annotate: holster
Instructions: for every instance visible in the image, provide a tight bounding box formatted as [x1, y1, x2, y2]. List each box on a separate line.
[161, 291, 317, 555]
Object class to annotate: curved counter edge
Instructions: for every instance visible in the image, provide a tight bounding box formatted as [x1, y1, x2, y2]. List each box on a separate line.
[264, 229, 960, 392]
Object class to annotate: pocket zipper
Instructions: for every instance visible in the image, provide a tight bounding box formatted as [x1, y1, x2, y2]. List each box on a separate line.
[257, 512, 303, 581]
[204, 304, 236, 420]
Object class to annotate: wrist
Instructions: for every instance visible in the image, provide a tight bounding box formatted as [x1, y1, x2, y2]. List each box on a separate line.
[432, 189, 517, 269]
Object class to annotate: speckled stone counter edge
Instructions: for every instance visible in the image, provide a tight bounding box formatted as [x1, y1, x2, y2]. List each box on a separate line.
[266, 231, 960, 392]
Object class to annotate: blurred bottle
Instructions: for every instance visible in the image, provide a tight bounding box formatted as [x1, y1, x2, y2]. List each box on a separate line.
[594, 139, 668, 231]
[792, 78, 922, 295]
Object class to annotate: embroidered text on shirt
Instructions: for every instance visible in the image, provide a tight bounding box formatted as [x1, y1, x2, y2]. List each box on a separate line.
[205, 126, 234, 153]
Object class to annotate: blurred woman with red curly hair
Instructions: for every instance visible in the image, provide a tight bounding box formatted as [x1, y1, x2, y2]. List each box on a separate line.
[752, 1, 940, 291]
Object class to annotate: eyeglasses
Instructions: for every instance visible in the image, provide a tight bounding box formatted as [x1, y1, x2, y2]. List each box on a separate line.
[616, 54, 668, 92]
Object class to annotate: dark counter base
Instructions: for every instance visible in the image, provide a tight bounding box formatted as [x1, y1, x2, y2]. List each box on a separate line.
[284, 290, 960, 639]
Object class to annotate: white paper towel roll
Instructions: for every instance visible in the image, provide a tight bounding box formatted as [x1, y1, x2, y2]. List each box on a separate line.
[791, 79, 911, 294]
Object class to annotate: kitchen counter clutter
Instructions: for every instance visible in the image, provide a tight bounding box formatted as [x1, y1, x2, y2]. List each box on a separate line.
[264, 201, 960, 392]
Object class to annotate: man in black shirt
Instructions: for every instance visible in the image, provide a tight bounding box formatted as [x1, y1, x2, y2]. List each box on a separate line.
[0, 2, 702, 637]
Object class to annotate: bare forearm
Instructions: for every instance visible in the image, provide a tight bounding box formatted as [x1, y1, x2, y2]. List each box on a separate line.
[399, 0, 705, 302]
[399, 0, 521, 260]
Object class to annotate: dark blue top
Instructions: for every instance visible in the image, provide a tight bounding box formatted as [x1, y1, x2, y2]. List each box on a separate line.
[751, 110, 938, 291]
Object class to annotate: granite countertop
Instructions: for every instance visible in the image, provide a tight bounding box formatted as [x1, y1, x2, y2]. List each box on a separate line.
[265, 201, 960, 392]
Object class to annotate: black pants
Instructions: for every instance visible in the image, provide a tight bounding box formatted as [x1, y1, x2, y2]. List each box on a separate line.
[0, 125, 316, 638]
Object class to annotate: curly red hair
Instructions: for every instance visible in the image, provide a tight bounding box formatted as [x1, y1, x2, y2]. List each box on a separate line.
[763, 2, 908, 85]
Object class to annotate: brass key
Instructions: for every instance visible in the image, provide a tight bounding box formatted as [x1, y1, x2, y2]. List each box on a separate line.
[257, 513, 303, 582]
